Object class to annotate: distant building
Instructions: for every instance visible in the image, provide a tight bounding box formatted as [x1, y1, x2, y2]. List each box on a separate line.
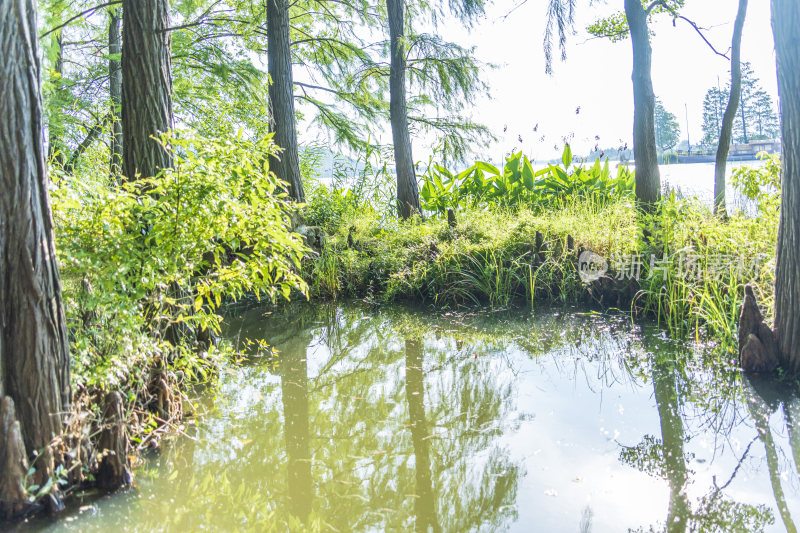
[731, 139, 781, 156]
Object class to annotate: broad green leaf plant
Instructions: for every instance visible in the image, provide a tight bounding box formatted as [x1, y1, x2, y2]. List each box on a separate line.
[420, 145, 635, 214]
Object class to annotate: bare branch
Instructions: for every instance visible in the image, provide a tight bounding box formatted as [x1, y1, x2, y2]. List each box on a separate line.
[654, 1, 731, 60]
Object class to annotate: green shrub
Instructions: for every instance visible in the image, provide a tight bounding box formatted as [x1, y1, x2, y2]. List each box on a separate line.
[730, 152, 781, 215]
[420, 145, 635, 214]
[52, 130, 309, 388]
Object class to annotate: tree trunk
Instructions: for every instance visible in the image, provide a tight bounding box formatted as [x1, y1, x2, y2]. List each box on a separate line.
[0, 0, 71, 456]
[121, 0, 173, 181]
[109, 8, 123, 179]
[0, 397, 29, 519]
[266, 0, 305, 203]
[388, 0, 422, 219]
[625, 0, 661, 207]
[772, 0, 800, 373]
[96, 391, 131, 490]
[714, 0, 748, 217]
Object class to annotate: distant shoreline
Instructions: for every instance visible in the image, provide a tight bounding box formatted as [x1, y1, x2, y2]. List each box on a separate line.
[659, 153, 764, 165]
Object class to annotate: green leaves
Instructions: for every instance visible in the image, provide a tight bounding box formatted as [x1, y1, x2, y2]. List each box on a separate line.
[562, 143, 572, 169]
[731, 152, 782, 215]
[52, 129, 309, 389]
[420, 145, 635, 215]
[587, 0, 686, 42]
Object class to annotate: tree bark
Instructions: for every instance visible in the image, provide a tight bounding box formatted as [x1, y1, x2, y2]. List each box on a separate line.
[0, 0, 71, 455]
[625, 0, 661, 207]
[109, 8, 123, 179]
[0, 397, 29, 519]
[713, 0, 748, 217]
[772, 0, 800, 373]
[121, 0, 173, 181]
[267, 0, 305, 203]
[96, 391, 132, 490]
[388, 0, 422, 219]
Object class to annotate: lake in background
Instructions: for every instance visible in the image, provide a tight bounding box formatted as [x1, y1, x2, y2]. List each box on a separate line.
[658, 161, 762, 212]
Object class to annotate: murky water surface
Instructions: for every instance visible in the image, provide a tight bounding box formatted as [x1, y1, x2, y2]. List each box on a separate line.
[19, 302, 800, 532]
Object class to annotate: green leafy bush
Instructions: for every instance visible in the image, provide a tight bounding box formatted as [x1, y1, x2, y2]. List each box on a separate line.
[420, 145, 635, 214]
[52, 130, 309, 388]
[731, 152, 781, 215]
[303, 141, 395, 233]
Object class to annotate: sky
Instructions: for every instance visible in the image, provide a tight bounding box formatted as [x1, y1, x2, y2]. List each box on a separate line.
[430, 0, 779, 162]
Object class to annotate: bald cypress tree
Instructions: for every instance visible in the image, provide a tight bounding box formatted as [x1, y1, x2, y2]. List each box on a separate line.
[122, 0, 174, 181]
[624, 0, 661, 206]
[714, 0, 749, 217]
[587, 1, 719, 208]
[387, 0, 421, 219]
[0, 0, 71, 516]
[772, 0, 800, 373]
[266, 0, 305, 203]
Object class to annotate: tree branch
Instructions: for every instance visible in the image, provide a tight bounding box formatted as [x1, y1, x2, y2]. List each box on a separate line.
[294, 81, 338, 95]
[653, 0, 731, 59]
[40, 1, 122, 39]
[64, 112, 112, 174]
[645, 1, 662, 16]
[674, 14, 730, 59]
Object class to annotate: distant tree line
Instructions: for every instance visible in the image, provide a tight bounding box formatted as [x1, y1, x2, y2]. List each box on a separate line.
[702, 62, 780, 147]
[654, 98, 680, 152]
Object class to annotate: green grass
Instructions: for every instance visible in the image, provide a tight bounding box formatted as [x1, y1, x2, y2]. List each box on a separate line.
[306, 195, 777, 355]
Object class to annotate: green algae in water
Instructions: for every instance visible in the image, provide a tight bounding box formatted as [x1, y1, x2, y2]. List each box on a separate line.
[19, 303, 800, 532]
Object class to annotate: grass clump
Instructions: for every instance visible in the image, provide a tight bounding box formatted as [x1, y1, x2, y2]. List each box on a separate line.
[309, 198, 638, 305]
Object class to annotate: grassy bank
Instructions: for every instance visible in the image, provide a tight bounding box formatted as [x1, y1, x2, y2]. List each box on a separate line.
[306, 193, 777, 356]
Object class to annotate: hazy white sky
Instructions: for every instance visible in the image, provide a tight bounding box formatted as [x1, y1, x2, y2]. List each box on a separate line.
[435, 0, 779, 162]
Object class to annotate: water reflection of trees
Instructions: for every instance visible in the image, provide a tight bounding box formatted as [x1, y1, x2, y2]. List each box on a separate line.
[43, 302, 800, 532]
[621, 334, 776, 533]
[208, 302, 522, 531]
[744, 376, 800, 533]
[405, 338, 439, 532]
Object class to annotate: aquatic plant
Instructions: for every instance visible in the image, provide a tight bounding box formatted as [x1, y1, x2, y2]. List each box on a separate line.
[419, 145, 635, 214]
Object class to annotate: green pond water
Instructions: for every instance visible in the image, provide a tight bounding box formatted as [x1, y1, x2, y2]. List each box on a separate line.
[16, 302, 800, 532]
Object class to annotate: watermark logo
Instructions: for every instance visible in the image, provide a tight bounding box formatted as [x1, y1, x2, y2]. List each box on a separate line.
[578, 251, 608, 283]
[576, 250, 768, 284]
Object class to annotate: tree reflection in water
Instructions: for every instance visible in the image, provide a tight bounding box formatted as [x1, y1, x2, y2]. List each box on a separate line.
[23, 302, 800, 532]
[745, 376, 798, 533]
[279, 333, 313, 522]
[621, 335, 776, 533]
[404, 338, 440, 532]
